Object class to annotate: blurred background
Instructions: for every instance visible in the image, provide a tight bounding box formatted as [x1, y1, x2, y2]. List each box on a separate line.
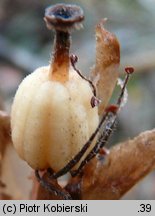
[0, 0, 155, 199]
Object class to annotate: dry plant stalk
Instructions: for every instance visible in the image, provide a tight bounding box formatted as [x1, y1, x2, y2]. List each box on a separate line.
[34, 129, 155, 200]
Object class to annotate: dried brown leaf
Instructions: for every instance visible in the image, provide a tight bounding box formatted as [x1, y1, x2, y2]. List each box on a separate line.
[0, 111, 32, 200]
[0, 111, 10, 156]
[0, 111, 12, 199]
[91, 21, 120, 115]
[80, 129, 155, 199]
[0, 110, 11, 181]
[1, 144, 32, 199]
